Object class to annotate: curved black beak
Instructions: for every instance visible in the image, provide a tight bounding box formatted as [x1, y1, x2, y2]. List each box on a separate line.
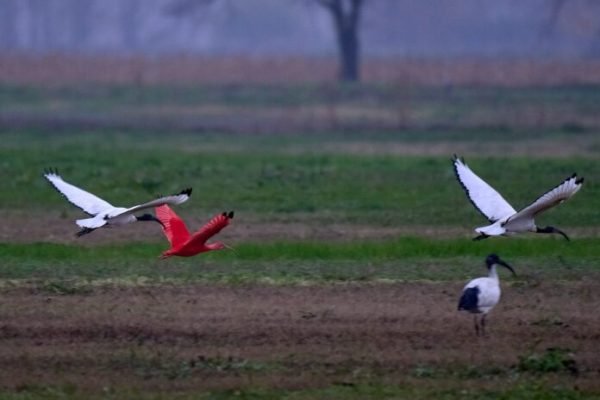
[537, 226, 570, 241]
[136, 213, 165, 228]
[553, 227, 570, 241]
[498, 259, 516, 276]
[224, 243, 236, 252]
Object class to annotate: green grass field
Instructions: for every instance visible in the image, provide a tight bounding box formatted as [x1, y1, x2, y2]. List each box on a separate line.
[0, 238, 598, 285]
[1, 132, 597, 226]
[1, 82, 599, 399]
[0, 383, 595, 400]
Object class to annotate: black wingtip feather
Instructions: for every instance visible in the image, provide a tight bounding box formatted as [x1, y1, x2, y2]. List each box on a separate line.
[452, 154, 465, 164]
[228, 211, 234, 219]
[163, 188, 192, 199]
[576, 177, 584, 185]
[43, 167, 59, 176]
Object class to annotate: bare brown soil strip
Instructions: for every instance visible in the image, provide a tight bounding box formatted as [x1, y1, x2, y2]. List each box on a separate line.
[0, 282, 598, 392]
[0, 211, 469, 244]
[2, 55, 600, 86]
[3, 211, 600, 244]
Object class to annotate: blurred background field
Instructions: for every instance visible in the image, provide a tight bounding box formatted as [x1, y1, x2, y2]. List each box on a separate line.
[1, 1, 600, 399]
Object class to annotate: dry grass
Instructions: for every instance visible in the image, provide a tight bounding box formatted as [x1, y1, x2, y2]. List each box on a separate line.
[0, 282, 598, 393]
[2, 55, 600, 137]
[2, 54, 600, 86]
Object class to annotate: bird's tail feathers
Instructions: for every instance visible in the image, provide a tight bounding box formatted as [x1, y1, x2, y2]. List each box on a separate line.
[76, 217, 107, 229]
[475, 224, 505, 237]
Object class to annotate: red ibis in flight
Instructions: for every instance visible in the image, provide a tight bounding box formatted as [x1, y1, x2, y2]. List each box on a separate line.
[458, 254, 516, 336]
[453, 156, 583, 241]
[155, 204, 234, 258]
[44, 168, 192, 237]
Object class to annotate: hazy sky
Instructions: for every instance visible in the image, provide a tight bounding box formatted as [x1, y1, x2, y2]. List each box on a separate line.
[0, 0, 599, 59]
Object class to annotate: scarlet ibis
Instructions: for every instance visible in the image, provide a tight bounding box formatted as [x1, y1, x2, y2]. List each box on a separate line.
[155, 204, 234, 258]
[458, 254, 515, 336]
[44, 168, 192, 237]
[453, 156, 583, 241]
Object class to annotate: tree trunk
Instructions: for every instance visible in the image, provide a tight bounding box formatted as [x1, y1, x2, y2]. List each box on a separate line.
[337, 22, 359, 82]
[318, 0, 364, 83]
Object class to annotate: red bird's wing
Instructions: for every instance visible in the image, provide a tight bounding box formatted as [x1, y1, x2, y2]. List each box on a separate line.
[155, 205, 191, 249]
[186, 212, 232, 248]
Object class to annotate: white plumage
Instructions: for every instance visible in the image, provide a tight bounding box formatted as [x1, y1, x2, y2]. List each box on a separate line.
[44, 169, 192, 237]
[458, 254, 515, 336]
[453, 155, 583, 241]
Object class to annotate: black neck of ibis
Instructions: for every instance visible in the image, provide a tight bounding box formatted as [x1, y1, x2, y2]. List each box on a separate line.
[486, 254, 516, 276]
[136, 213, 164, 228]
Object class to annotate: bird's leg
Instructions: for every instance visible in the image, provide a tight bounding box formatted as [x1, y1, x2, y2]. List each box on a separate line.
[481, 314, 487, 337]
[75, 227, 95, 237]
[473, 315, 480, 337]
[472, 234, 489, 241]
[536, 226, 570, 241]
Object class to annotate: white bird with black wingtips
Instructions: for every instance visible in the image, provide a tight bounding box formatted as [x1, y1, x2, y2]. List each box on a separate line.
[44, 168, 192, 237]
[458, 254, 515, 336]
[453, 155, 583, 241]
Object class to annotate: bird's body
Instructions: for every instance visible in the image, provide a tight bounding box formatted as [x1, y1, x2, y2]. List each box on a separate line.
[76, 207, 135, 229]
[43, 169, 192, 236]
[458, 254, 515, 336]
[155, 205, 234, 258]
[459, 275, 500, 315]
[453, 156, 583, 240]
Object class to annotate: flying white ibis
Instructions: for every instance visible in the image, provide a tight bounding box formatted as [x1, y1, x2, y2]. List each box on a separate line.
[458, 253, 515, 336]
[43, 168, 192, 237]
[453, 155, 583, 241]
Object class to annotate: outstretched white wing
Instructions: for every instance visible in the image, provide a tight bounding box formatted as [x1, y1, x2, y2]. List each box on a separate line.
[44, 169, 113, 216]
[113, 188, 192, 217]
[507, 174, 583, 224]
[453, 156, 516, 223]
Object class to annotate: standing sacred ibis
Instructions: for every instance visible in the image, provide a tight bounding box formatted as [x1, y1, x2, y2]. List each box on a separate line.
[458, 254, 515, 336]
[453, 155, 583, 241]
[44, 169, 192, 237]
[155, 204, 234, 258]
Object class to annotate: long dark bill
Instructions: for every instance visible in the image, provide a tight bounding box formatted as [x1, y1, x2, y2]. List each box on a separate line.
[498, 259, 516, 276]
[537, 226, 570, 241]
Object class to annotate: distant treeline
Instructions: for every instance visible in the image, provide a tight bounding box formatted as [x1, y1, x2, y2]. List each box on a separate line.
[0, 0, 599, 58]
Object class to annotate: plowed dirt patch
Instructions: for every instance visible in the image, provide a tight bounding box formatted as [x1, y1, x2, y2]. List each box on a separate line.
[0, 282, 598, 392]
